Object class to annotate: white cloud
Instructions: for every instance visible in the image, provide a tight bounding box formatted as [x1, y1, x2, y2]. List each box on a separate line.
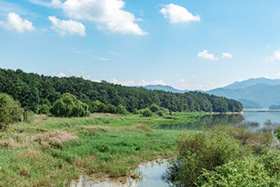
[222, 52, 233, 59]
[96, 78, 167, 87]
[48, 16, 86, 36]
[160, 4, 200, 24]
[56, 72, 66, 77]
[61, 0, 147, 35]
[197, 50, 218, 61]
[0, 12, 34, 33]
[271, 50, 280, 61]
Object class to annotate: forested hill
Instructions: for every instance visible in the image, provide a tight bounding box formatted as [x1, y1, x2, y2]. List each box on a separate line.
[0, 68, 243, 113]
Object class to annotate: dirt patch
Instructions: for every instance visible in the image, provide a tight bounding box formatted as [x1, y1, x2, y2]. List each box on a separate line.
[36, 130, 78, 148]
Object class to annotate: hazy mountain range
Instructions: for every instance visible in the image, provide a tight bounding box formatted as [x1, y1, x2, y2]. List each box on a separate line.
[145, 78, 280, 109]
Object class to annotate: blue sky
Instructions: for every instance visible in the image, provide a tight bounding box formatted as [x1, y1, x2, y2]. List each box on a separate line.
[1, 0, 280, 90]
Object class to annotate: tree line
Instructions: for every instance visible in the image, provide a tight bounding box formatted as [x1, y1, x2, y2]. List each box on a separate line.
[0, 68, 243, 114]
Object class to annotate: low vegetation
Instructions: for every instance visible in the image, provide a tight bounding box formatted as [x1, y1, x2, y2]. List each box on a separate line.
[167, 126, 278, 186]
[0, 93, 22, 129]
[0, 112, 199, 186]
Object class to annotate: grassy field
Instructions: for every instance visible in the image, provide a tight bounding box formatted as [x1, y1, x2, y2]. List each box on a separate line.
[0, 112, 202, 186]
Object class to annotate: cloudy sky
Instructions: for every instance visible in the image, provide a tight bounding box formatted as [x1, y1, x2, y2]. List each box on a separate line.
[1, 0, 280, 90]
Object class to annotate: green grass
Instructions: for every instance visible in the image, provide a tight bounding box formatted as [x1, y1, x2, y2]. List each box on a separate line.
[0, 112, 201, 186]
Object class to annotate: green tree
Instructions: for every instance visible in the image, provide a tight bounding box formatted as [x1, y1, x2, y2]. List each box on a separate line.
[50, 93, 90, 117]
[142, 108, 153, 117]
[116, 105, 128, 114]
[149, 104, 160, 113]
[0, 93, 23, 128]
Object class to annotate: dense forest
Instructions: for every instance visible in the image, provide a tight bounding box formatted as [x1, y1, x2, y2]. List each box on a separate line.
[0, 68, 243, 113]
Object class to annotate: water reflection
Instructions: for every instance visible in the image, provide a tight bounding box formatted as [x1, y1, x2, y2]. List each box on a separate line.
[154, 112, 280, 131]
[70, 112, 280, 187]
[70, 159, 170, 187]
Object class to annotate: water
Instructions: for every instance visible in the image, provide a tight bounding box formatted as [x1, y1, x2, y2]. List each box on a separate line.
[154, 111, 280, 131]
[71, 111, 280, 187]
[70, 159, 169, 187]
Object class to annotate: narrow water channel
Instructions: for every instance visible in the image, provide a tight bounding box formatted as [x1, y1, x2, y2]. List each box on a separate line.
[70, 159, 170, 187]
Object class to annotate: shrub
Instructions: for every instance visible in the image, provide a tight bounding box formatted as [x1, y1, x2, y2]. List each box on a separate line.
[142, 108, 153, 117]
[211, 125, 273, 154]
[116, 105, 128, 115]
[38, 104, 51, 114]
[104, 104, 117, 114]
[0, 93, 23, 128]
[157, 111, 164, 116]
[149, 104, 160, 113]
[168, 130, 248, 186]
[89, 100, 106, 113]
[50, 93, 90, 117]
[197, 155, 280, 186]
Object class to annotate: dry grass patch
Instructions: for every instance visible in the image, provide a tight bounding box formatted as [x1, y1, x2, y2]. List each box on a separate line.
[36, 130, 78, 148]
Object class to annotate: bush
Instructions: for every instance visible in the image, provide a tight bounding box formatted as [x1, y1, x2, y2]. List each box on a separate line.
[149, 104, 160, 113]
[50, 93, 90, 117]
[89, 100, 105, 113]
[116, 105, 128, 115]
[38, 104, 51, 114]
[142, 108, 153, 117]
[197, 154, 280, 186]
[157, 111, 164, 116]
[168, 130, 248, 186]
[0, 93, 23, 128]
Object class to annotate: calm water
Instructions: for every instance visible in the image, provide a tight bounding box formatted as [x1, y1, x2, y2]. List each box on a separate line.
[154, 111, 280, 131]
[70, 160, 170, 187]
[71, 112, 280, 187]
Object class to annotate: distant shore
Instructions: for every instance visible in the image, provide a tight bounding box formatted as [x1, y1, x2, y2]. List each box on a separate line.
[243, 109, 280, 112]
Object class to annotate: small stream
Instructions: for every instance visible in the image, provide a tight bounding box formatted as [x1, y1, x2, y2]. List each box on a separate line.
[70, 159, 170, 187]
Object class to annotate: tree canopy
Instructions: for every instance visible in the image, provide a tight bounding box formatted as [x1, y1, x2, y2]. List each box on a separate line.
[0, 93, 22, 128]
[50, 93, 90, 117]
[0, 68, 243, 113]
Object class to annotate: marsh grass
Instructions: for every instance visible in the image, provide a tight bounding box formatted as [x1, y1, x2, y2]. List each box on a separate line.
[0, 113, 195, 186]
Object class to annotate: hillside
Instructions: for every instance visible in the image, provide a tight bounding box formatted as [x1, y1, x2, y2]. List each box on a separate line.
[0, 68, 243, 113]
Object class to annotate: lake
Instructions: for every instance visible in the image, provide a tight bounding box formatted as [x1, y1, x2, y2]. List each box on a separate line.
[154, 111, 280, 131]
[71, 111, 280, 187]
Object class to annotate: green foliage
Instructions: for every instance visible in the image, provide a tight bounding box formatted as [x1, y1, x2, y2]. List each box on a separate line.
[168, 130, 247, 186]
[142, 108, 153, 117]
[197, 157, 280, 187]
[116, 105, 128, 114]
[38, 104, 51, 114]
[0, 93, 22, 128]
[149, 104, 160, 113]
[0, 113, 180, 186]
[0, 68, 243, 113]
[168, 126, 277, 186]
[157, 111, 164, 116]
[50, 93, 90, 117]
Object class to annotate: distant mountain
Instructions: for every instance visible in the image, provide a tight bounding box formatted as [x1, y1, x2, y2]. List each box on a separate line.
[223, 77, 280, 90]
[207, 78, 280, 109]
[144, 85, 188, 93]
[145, 78, 280, 109]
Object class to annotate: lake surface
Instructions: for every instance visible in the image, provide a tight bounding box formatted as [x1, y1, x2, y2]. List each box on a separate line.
[154, 111, 280, 131]
[72, 112, 280, 187]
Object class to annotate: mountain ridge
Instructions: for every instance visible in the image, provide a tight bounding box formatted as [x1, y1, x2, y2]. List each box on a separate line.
[144, 78, 280, 109]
